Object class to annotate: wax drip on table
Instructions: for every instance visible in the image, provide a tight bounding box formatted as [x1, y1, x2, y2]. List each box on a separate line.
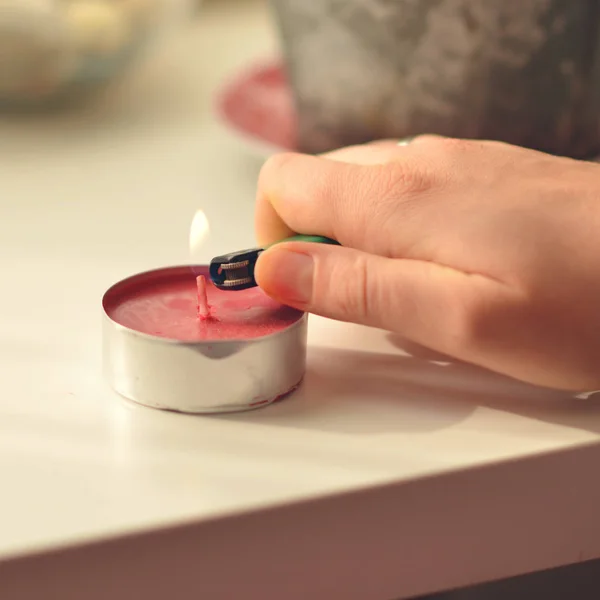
[196, 275, 214, 320]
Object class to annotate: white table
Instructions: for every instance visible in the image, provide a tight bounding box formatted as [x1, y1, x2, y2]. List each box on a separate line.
[2, 1, 600, 598]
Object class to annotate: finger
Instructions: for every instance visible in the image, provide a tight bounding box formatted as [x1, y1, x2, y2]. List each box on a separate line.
[255, 143, 408, 246]
[255, 152, 375, 246]
[255, 151, 431, 250]
[254, 176, 297, 246]
[255, 241, 507, 360]
[320, 140, 405, 164]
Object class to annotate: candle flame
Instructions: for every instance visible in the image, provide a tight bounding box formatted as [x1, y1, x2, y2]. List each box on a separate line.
[189, 209, 210, 260]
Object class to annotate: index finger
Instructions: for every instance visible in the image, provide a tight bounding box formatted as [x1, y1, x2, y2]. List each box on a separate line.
[254, 146, 419, 249]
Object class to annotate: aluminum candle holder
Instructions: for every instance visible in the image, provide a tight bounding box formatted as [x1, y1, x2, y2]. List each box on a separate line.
[102, 265, 307, 414]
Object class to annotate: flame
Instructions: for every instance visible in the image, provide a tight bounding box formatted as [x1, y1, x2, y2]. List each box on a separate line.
[189, 209, 210, 261]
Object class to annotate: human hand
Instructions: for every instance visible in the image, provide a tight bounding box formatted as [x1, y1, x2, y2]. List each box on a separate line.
[254, 137, 600, 390]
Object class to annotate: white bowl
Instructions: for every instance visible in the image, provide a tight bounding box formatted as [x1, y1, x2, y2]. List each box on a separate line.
[0, 0, 192, 108]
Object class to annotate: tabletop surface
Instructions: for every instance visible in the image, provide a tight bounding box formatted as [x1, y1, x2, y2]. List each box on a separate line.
[2, 1, 600, 598]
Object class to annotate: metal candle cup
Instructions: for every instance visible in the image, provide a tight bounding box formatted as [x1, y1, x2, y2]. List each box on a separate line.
[102, 265, 307, 414]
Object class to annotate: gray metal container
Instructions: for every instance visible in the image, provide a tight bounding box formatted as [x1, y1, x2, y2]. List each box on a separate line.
[270, 0, 600, 158]
[102, 266, 307, 414]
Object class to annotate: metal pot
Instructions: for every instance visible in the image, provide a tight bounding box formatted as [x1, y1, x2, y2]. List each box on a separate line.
[270, 0, 600, 158]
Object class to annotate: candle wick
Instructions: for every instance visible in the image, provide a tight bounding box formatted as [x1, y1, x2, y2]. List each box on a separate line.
[196, 275, 212, 321]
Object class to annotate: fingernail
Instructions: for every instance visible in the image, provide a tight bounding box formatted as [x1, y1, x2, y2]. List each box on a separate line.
[258, 247, 314, 306]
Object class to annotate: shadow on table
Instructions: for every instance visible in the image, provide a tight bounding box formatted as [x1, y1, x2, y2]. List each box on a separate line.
[219, 346, 476, 434]
[219, 335, 600, 435]
[386, 333, 600, 434]
[413, 556, 600, 600]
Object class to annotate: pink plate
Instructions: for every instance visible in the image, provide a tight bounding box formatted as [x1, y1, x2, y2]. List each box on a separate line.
[215, 59, 297, 157]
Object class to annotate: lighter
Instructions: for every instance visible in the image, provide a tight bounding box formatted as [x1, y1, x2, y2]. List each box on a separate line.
[209, 235, 339, 291]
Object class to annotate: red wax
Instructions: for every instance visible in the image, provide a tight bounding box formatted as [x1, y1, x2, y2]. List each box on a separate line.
[104, 268, 302, 342]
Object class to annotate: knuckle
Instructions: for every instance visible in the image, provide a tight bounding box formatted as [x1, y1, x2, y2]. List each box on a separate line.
[258, 152, 298, 189]
[332, 161, 439, 249]
[414, 135, 480, 158]
[435, 138, 475, 156]
[328, 167, 379, 240]
[435, 137, 474, 154]
[374, 161, 436, 200]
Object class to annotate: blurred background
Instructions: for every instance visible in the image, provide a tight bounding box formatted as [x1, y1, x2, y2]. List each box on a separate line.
[0, 0, 279, 273]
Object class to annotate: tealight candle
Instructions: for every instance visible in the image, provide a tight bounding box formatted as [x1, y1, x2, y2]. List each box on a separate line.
[102, 265, 307, 414]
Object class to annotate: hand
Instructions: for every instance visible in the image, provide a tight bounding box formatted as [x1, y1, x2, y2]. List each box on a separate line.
[254, 136, 600, 391]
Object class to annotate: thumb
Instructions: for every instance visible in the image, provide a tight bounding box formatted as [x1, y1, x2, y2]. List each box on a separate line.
[255, 241, 502, 357]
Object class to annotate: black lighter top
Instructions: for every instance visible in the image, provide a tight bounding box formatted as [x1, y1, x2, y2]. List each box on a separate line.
[209, 235, 339, 291]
